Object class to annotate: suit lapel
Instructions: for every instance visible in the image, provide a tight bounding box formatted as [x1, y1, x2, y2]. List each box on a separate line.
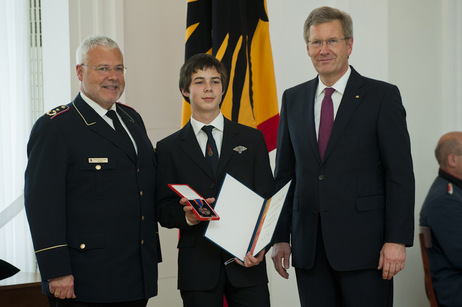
[116, 104, 140, 162]
[180, 122, 215, 179]
[322, 67, 365, 162]
[72, 95, 137, 163]
[218, 118, 238, 177]
[303, 79, 322, 164]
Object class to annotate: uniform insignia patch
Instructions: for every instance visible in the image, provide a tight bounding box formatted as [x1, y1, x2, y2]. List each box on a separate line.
[448, 183, 454, 195]
[47, 105, 69, 119]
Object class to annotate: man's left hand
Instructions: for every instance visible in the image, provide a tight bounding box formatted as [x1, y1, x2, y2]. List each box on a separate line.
[377, 242, 406, 280]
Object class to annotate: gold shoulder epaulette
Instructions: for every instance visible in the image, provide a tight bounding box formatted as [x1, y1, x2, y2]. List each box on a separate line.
[46, 105, 69, 119]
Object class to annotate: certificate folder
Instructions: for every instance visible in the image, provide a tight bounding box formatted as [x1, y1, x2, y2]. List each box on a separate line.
[204, 173, 292, 262]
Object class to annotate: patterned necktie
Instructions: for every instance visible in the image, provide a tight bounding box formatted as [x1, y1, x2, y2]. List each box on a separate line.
[106, 110, 135, 152]
[318, 87, 335, 160]
[202, 125, 219, 176]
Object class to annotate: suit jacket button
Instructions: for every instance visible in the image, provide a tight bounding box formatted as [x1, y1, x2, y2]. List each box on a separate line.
[139, 191, 143, 196]
[141, 240, 144, 245]
[318, 175, 324, 180]
[80, 243, 86, 250]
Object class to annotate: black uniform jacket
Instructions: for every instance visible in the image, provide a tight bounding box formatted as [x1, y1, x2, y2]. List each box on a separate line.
[25, 94, 161, 303]
[420, 171, 462, 307]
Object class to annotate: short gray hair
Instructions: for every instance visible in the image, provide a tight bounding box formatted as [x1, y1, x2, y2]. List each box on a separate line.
[303, 6, 353, 43]
[76, 35, 120, 65]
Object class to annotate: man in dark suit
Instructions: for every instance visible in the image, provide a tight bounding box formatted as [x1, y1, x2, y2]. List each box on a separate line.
[156, 53, 275, 307]
[25, 35, 160, 307]
[420, 131, 462, 307]
[271, 6, 415, 307]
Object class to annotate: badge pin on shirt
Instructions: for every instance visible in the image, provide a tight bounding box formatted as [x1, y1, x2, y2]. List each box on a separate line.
[233, 146, 247, 154]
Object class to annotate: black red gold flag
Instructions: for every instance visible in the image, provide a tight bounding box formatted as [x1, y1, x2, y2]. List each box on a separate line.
[182, 0, 279, 152]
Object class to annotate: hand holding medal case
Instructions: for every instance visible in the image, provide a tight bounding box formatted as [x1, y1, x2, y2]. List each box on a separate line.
[168, 184, 220, 221]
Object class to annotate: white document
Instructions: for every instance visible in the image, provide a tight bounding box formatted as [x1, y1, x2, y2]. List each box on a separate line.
[204, 173, 291, 262]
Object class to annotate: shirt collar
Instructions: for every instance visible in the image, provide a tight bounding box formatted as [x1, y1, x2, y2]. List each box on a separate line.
[439, 168, 462, 190]
[190, 112, 224, 136]
[316, 66, 351, 97]
[80, 91, 117, 117]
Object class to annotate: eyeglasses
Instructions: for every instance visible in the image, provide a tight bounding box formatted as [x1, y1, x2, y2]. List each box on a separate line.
[80, 64, 127, 75]
[307, 37, 350, 49]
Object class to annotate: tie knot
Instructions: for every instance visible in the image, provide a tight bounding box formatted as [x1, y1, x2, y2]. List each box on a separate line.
[106, 110, 118, 120]
[202, 125, 214, 136]
[324, 87, 335, 98]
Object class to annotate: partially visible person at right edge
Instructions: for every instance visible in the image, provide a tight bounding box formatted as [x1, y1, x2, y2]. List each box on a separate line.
[420, 131, 462, 307]
[271, 6, 415, 307]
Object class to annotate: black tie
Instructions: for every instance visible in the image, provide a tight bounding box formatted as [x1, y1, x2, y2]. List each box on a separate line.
[106, 110, 135, 152]
[202, 125, 219, 176]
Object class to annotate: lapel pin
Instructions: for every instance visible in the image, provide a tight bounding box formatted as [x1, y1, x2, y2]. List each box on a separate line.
[355, 95, 360, 99]
[233, 146, 247, 154]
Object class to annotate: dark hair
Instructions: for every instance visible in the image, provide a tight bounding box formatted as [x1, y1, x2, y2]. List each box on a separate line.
[179, 54, 228, 102]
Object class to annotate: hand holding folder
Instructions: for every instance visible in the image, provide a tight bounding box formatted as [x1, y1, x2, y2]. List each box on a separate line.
[235, 249, 266, 268]
[204, 174, 292, 262]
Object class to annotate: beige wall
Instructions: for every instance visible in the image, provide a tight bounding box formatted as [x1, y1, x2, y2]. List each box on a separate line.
[41, 0, 461, 306]
[123, 3, 186, 305]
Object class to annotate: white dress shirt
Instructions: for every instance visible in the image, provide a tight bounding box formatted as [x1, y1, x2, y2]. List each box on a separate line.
[190, 112, 224, 157]
[80, 92, 138, 153]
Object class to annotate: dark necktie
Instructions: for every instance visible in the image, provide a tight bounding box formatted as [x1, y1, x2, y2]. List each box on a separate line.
[202, 125, 219, 176]
[106, 110, 135, 152]
[318, 87, 335, 160]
